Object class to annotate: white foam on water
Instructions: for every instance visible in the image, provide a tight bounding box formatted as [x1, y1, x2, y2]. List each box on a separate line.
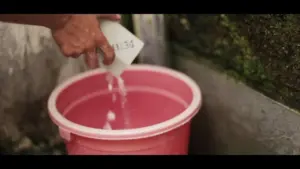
[107, 110, 116, 121]
[102, 110, 116, 130]
[112, 94, 117, 102]
[103, 122, 112, 130]
[63, 86, 189, 116]
[104, 73, 130, 130]
[116, 75, 131, 129]
[106, 73, 116, 103]
[116, 76, 127, 97]
[104, 73, 115, 130]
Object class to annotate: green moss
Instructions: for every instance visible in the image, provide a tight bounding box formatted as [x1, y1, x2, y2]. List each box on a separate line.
[168, 14, 300, 110]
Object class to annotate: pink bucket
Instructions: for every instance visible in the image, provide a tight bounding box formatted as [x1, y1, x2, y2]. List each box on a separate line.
[48, 65, 202, 155]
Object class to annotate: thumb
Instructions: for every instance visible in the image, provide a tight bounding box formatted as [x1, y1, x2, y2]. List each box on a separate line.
[97, 14, 121, 21]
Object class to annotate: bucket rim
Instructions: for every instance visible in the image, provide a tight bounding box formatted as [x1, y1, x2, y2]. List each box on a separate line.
[48, 64, 202, 140]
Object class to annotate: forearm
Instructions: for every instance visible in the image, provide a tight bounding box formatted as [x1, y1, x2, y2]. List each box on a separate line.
[0, 14, 71, 29]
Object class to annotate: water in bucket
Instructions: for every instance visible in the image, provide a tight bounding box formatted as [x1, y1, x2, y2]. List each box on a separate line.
[63, 73, 188, 130]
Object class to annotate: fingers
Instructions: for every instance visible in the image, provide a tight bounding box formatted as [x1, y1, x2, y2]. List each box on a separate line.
[84, 49, 99, 69]
[56, 31, 84, 58]
[61, 44, 82, 58]
[94, 14, 118, 65]
[96, 14, 121, 21]
[95, 31, 115, 65]
[54, 14, 117, 68]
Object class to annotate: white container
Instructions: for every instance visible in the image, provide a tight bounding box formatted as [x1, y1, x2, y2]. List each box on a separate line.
[98, 20, 144, 76]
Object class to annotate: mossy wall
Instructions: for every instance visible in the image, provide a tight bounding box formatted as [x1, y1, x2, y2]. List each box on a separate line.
[167, 14, 300, 111]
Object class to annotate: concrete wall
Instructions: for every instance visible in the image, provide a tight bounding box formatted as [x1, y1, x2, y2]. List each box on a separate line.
[0, 22, 86, 154]
[177, 56, 300, 155]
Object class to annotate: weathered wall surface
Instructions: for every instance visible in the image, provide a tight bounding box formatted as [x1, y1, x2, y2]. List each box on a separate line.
[0, 22, 86, 154]
[168, 14, 300, 111]
[177, 56, 300, 155]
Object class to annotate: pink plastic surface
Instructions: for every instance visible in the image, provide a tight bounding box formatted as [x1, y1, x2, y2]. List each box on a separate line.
[48, 66, 201, 155]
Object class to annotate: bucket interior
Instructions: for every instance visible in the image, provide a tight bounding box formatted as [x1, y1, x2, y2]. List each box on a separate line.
[55, 69, 194, 130]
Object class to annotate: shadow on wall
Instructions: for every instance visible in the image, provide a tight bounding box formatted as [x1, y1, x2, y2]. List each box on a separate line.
[0, 22, 87, 154]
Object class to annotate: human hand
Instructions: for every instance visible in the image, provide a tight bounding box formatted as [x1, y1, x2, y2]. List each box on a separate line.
[51, 14, 121, 69]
